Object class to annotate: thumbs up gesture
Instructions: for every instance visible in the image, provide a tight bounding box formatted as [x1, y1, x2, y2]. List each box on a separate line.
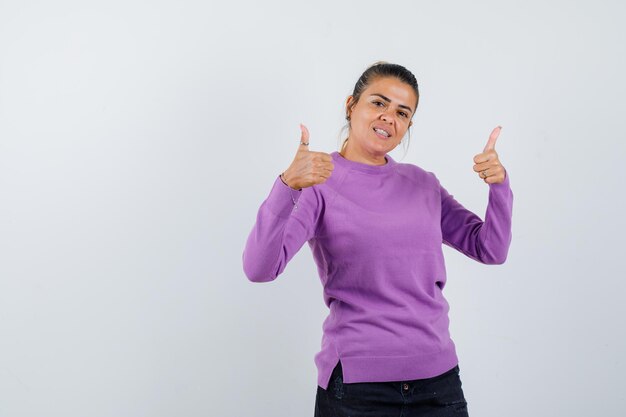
[473, 126, 507, 184]
[280, 124, 335, 190]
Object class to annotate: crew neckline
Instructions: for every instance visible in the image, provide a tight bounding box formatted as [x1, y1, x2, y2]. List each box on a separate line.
[331, 151, 396, 175]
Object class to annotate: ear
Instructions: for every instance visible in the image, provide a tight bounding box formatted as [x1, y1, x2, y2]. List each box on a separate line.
[409, 121, 413, 127]
[345, 96, 354, 119]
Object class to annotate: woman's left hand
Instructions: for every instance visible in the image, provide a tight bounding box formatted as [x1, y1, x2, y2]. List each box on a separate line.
[473, 126, 506, 184]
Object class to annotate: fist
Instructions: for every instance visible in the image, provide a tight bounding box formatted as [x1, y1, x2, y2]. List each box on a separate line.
[473, 126, 507, 184]
[281, 124, 334, 190]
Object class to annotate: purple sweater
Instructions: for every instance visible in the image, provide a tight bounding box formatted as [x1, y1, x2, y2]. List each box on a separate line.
[242, 151, 513, 390]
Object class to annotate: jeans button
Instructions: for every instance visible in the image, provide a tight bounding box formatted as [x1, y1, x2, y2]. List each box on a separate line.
[402, 383, 409, 391]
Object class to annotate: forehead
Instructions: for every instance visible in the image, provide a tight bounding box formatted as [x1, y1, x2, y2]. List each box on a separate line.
[363, 77, 417, 106]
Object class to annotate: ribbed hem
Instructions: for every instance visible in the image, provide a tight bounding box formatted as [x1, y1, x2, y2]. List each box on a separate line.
[316, 342, 459, 390]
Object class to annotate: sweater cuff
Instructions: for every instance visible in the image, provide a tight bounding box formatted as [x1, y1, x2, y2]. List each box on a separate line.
[264, 174, 303, 218]
[488, 168, 511, 191]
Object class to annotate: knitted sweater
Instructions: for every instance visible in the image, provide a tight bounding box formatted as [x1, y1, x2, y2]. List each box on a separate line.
[242, 151, 513, 390]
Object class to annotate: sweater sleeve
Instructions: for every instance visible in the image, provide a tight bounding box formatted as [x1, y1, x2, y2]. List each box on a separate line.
[242, 174, 321, 282]
[439, 170, 513, 264]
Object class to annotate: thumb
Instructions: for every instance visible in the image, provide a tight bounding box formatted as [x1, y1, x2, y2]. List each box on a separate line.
[483, 125, 502, 152]
[299, 123, 310, 151]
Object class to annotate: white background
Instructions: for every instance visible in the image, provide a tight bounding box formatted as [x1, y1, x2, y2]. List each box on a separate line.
[0, 1, 624, 416]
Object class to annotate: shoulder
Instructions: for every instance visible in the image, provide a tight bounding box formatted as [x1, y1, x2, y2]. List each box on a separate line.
[393, 161, 440, 188]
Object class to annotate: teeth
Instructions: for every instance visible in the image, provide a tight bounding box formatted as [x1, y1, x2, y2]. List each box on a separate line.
[374, 128, 390, 137]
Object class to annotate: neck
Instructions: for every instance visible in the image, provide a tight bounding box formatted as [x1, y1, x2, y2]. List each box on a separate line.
[340, 142, 387, 166]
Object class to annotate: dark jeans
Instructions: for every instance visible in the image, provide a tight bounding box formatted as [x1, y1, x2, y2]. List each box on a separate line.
[315, 360, 469, 417]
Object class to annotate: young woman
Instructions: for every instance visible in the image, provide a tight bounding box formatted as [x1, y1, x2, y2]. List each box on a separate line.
[242, 62, 513, 417]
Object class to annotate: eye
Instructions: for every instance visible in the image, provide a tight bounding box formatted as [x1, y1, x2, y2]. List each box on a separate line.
[372, 100, 385, 107]
[398, 111, 408, 118]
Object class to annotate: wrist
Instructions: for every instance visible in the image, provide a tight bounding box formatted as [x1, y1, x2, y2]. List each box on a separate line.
[280, 172, 301, 191]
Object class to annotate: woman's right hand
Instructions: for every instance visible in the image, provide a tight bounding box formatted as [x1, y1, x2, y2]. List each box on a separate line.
[281, 124, 334, 190]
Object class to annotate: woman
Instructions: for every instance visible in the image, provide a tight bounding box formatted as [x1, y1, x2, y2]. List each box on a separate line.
[242, 62, 513, 417]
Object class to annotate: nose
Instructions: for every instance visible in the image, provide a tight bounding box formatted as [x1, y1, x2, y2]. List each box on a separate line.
[380, 110, 394, 124]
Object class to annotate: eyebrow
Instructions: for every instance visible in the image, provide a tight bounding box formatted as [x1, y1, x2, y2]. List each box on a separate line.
[370, 93, 413, 114]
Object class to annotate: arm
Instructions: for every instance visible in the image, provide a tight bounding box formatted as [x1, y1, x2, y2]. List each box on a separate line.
[439, 170, 513, 264]
[242, 174, 321, 282]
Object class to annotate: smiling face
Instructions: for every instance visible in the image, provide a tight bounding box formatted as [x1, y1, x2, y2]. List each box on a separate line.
[343, 76, 417, 165]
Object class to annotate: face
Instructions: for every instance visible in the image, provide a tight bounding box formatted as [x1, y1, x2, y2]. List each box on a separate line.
[344, 77, 417, 164]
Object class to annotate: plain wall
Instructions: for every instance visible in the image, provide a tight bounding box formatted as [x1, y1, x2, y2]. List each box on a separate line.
[0, 0, 624, 416]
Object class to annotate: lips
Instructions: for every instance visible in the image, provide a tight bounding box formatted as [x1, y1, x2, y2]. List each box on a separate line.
[373, 126, 392, 138]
